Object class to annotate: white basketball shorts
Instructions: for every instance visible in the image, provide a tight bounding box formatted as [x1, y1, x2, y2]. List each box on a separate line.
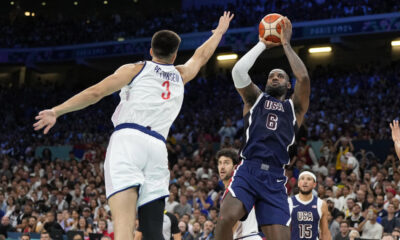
[104, 126, 169, 207]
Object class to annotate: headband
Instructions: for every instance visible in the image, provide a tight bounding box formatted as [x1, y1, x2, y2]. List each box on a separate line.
[299, 171, 316, 182]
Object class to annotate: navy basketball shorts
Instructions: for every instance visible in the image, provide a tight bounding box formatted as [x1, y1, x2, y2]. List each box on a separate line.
[226, 160, 291, 226]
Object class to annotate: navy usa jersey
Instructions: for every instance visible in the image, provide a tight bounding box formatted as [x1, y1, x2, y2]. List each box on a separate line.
[289, 195, 323, 240]
[240, 93, 297, 174]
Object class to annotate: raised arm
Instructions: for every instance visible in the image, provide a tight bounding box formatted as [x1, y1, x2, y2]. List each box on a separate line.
[280, 17, 310, 126]
[390, 120, 400, 159]
[232, 39, 280, 116]
[33, 63, 143, 134]
[176, 11, 234, 84]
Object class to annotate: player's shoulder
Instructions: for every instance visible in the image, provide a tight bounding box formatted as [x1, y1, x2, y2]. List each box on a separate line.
[116, 61, 145, 72]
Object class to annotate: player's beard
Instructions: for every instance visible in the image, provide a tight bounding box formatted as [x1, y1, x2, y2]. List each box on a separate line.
[299, 188, 313, 195]
[265, 84, 287, 98]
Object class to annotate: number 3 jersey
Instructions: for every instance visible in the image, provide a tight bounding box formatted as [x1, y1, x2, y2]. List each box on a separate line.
[289, 195, 323, 240]
[111, 61, 184, 139]
[240, 93, 296, 173]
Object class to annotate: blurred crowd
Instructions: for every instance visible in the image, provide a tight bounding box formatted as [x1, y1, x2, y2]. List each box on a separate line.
[0, 0, 399, 48]
[0, 59, 399, 240]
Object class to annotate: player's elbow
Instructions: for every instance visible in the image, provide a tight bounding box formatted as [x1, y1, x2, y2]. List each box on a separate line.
[232, 61, 247, 77]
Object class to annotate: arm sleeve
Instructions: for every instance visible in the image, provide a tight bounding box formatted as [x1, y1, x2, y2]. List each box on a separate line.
[231, 42, 266, 89]
[167, 212, 180, 234]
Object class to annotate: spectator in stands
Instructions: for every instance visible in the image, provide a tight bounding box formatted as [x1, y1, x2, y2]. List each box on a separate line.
[330, 211, 345, 239]
[218, 118, 236, 146]
[20, 232, 31, 240]
[166, 192, 179, 213]
[42, 211, 64, 238]
[0, 216, 15, 238]
[196, 220, 214, 240]
[95, 219, 112, 239]
[358, 208, 383, 239]
[72, 233, 83, 240]
[174, 194, 192, 218]
[194, 188, 213, 216]
[179, 221, 194, 240]
[191, 221, 202, 239]
[334, 220, 350, 240]
[346, 202, 364, 228]
[381, 203, 400, 234]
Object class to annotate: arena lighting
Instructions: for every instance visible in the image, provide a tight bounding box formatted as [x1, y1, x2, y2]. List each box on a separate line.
[308, 46, 332, 53]
[217, 54, 238, 61]
[103, 0, 108, 4]
[24, 11, 31, 16]
[73, 1, 78, 6]
[392, 40, 400, 46]
[41, 2, 46, 6]
[10, 1, 15, 5]
[31, 12, 35, 17]
[117, 37, 125, 42]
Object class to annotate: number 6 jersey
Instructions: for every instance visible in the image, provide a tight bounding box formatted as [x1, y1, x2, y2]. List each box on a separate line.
[289, 194, 323, 240]
[240, 93, 296, 172]
[111, 61, 184, 139]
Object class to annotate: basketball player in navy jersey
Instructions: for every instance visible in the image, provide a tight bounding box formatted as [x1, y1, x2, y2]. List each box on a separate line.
[290, 170, 331, 240]
[34, 12, 234, 240]
[215, 17, 310, 240]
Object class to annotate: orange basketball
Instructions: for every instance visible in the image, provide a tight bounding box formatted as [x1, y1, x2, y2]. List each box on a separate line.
[259, 13, 284, 43]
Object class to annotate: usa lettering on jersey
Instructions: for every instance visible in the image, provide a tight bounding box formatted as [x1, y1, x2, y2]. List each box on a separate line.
[297, 211, 314, 221]
[264, 100, 285, 112]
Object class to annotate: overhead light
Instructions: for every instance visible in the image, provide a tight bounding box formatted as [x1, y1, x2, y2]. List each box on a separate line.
[133, 0, 138, 2]
[24, 11, 31, 16]
[73, 1, 78, 5]
[308, 46, 332, 53]
[392, 40, 400, 47]
[41, 2, 46, 6]
[103, 0, 108, 4]
[117, 37, 125, 42]
[217, 54, 238, 61]
[31, 12, 35, 17]
[10, 1, 15, 5]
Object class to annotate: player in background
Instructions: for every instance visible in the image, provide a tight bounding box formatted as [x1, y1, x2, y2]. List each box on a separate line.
[217, 148, 262, 240]
[215, 17, 310, 240]
[34, 12, 234, 240]
[289, 170, 331, 240]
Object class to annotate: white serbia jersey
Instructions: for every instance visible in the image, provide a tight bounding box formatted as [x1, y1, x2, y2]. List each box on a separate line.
[111, 61, 184, 139]
[234, 207, 261, 240]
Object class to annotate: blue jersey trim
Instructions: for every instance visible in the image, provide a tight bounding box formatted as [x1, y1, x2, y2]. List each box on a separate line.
[151, 60, 174, 66]
[128, 61, 146, 86]
[107, 184, 140, 200]
[114, 123, 166, 143]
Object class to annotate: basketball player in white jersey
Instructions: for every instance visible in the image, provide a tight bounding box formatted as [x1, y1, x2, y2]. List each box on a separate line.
[33, 11, 234, 240]
[217, 148, 262, 240]
[289, 170, 331, 240]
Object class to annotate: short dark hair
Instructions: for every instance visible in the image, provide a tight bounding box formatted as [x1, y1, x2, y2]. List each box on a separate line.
[151, 30, 181, 60]
[216, 148, 239, 165]
[339, 220, 349, 227]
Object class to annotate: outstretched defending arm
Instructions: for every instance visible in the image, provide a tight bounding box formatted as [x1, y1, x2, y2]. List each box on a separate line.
[33, 63, 143, 134]
[232, 38, 280, 116]
[280, 17, 310, 126]
[176, 11, 234, 84]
